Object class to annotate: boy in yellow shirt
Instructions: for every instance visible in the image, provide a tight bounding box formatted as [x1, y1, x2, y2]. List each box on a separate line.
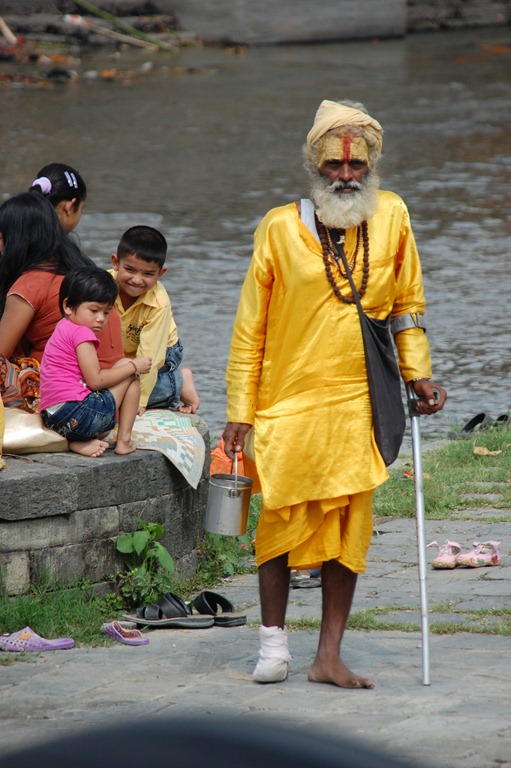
[110, 226, 200, 416]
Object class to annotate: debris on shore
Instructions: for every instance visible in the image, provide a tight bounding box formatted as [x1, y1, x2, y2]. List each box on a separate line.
[0, 8, 224, 89]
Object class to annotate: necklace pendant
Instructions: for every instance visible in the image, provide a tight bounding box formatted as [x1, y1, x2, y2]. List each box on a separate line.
[337, 232, 345, 245]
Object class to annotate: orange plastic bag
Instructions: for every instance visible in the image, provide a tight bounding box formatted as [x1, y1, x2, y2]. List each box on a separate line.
[210, 437, 246, 476]
[210, 437, 261, 494]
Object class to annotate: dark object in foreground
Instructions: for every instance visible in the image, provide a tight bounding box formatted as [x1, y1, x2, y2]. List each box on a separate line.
[0, 716, 423, 768]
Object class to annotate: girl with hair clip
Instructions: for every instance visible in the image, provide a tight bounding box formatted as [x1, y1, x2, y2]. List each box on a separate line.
[29, 163, 124, 370]
[30, 162, 87, 233]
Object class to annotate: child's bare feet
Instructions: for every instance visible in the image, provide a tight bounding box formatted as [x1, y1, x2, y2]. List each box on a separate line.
[178, 368, 200, 414]
[114, 439, 137, 455]
[177, 403, 196, 414]
[69, 439, 109, 458]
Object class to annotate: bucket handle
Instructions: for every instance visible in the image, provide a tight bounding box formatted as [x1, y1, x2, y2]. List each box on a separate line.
[233, 450, 239, 493]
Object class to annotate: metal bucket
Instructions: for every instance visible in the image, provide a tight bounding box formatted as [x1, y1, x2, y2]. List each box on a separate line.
[204, 453, 252, 536]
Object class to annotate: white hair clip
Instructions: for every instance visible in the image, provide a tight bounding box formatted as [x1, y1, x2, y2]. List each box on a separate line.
[31, 176, 52, 195]
[64, 171, 78, 189]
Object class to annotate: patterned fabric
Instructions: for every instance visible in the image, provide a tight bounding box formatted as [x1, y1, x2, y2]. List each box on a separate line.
[0, 396, 5, 469]
[111, 409, 205, 489]
[0, 356, 41, 413]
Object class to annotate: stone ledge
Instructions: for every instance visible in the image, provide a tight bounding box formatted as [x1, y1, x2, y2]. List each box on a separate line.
[2, 4, 510, 50]
[1, 1, 510, 46]
[0, 424, 210, 595]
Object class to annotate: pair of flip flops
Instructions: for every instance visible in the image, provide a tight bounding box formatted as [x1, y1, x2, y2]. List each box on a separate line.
[122, 591, 214, 629]
[122, 590, 247, 629]
[0, 626, 74, 652]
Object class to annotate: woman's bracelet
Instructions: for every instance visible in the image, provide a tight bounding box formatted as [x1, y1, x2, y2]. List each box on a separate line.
[129, 360, 139, 377]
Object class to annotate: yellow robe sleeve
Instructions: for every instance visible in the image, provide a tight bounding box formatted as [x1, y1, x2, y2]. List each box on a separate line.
[389, 199, 433, 382]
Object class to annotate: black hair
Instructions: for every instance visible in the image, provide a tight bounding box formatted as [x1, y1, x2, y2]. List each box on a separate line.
[30, 163, 87, 211]
[0, 192, 94, 314]
[116, 225, 167, 268]
[59, 266, 119, 315]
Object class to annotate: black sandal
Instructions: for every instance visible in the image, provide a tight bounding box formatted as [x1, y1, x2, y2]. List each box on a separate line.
[122, 591, 214, 628]
[190, 590, 247, 627]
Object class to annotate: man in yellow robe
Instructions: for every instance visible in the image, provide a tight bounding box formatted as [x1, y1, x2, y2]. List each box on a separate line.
[222, 100, 447, 689]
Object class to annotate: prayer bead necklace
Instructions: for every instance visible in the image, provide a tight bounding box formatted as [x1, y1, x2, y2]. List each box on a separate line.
[325, 224, 361, 277]
[316, 215, 370, 304]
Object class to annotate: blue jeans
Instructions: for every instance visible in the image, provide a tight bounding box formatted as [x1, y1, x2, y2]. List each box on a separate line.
[42, 390, 116, 441]
[147, 340, 184, 409]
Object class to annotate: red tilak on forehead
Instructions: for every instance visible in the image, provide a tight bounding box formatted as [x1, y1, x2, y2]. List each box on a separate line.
[341, 134, 352, 161]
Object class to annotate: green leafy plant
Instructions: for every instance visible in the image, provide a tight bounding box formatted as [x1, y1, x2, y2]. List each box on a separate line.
[116, 519, 175, 573]
[115, 519, 175, 608]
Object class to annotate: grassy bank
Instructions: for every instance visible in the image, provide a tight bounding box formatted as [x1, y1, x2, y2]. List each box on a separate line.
[374, 424, 511, 522]
[1, 423, 509, 654]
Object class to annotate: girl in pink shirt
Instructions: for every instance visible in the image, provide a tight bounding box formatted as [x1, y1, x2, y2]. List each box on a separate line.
[41, 267, 151, 458]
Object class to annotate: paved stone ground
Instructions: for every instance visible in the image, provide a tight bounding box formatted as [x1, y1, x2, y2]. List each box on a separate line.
[1, 516, 509, 768]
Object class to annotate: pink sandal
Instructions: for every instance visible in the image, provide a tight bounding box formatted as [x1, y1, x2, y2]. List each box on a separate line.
[426, 540, 462, 569]
[455, 541, 501, 568]
[101, 621, 149, 646]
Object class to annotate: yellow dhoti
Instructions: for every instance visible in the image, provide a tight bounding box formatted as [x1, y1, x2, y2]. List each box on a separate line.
[256, 490, 374, 573]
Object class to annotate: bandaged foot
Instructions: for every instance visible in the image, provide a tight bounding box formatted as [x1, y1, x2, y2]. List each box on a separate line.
[253, 625, 291, 683]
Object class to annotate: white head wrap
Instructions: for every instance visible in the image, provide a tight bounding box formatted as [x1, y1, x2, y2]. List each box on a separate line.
[306, 100, 383, 154]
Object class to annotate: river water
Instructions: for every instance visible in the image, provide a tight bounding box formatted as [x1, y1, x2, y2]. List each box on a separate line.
[1, 27, 510, 444]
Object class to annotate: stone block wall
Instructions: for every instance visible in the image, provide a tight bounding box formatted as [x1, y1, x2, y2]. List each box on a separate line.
[2, 1, 510, 42]
[408, 0, 511, 31]
[167, 0, 407, 44]
[0, 444, 209, 596]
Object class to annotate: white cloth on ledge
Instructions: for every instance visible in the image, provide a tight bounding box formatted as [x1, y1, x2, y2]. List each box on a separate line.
[111, 409, 206, 489]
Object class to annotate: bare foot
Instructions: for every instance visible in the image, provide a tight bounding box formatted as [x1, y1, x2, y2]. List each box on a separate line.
[114, 439, 137, 455]
[69, 439, 109, 458]
[178, 398, 200, 414]
[308, 658, 374, 689]
[179, 368, 200, 413]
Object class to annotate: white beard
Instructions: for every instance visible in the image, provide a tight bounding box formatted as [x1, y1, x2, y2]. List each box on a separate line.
[310, 171, 380, 230]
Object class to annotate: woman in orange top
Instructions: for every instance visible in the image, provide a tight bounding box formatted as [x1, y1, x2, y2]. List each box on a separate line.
[0, 192, 122, 370]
